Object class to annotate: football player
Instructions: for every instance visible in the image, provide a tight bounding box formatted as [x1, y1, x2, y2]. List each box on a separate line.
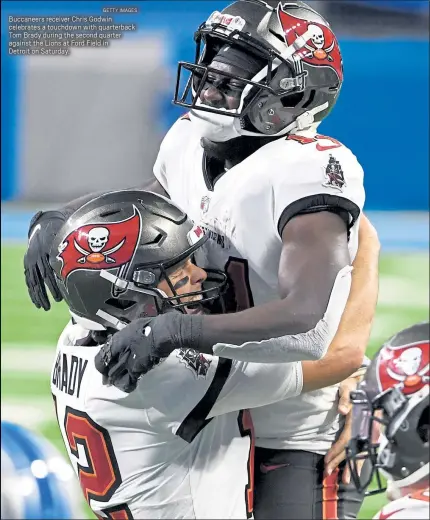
[24, 1, 377, 518]
[50, 189, 377, 519]
[347, 322, 429, 519]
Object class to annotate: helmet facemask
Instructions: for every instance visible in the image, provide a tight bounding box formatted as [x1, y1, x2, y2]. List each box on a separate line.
[98, 248, 228, 330]
[174, 16, 310, 141]
[346, 387, 391, 496]
[173, 2, 342, 141]
[50, 191, 228, 333]
[347, 383, 429, 497]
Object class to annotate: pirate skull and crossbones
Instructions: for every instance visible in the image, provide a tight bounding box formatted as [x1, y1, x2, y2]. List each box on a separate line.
[73, 227, 125, 264]
[301, 24, 334, 61]
[386, 347, 429, 390]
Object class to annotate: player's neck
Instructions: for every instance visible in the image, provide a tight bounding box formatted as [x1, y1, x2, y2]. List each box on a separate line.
[201, 135, 277, 170]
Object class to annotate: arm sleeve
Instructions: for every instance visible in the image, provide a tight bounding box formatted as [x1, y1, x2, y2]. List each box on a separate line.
[207, 360, 303, 418]
[211, 265, 352, 362]
[146, 349, 301, 443]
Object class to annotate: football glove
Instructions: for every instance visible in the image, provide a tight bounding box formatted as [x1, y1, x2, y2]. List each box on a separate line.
[24, 210, 66, 310]
[94, 311, 203, 393]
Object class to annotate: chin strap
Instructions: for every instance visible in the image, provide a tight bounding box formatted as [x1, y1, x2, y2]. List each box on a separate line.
[293, 102, 329, 131]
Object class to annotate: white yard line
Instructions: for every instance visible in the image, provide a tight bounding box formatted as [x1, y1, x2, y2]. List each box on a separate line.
[1, 346, 55, 373]
[1, 398, 56, 429]
[378, 275, 429, 308]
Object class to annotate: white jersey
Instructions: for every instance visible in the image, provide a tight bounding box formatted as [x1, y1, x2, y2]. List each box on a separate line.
[153, 115, 365, 453]
[374, 488, 429, 519]
[51, 321, 302, 519]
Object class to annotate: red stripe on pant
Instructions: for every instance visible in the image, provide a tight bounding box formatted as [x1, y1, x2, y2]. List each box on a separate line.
[322, 468, 339, 519]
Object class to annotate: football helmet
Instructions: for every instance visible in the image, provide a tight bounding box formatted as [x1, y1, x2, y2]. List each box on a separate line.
[174, 0, 343, 141]
[1, 421, 83, 519]
[49, 190, 227, 331]
[346, 322, 429, 497]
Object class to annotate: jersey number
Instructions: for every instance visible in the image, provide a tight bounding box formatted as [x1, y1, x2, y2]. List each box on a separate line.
[63, 406, 132, 519]
[224, 257, 254, 312]
[287, 133, 342, 151]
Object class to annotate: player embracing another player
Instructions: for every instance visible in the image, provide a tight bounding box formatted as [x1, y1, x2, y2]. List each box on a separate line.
[48, 189, 378, 518]
[24, 1, 383, 518]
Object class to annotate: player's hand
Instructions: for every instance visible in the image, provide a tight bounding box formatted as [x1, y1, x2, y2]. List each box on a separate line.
[94, 310, 198, 393]
[24, 210, 66, 310]
[324, 375, 361, 484]
[95, 318, 159, 393]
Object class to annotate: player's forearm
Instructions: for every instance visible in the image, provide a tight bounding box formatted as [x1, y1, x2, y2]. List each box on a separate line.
[194, 264, 352, 363]
[201, 297, 321, 348]
[197, 214, 350, 357]
[301, 215, 380, 391]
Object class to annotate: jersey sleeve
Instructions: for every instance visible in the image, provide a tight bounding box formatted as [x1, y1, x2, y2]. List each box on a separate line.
[207, 360, 303, 418]
[153, 142, 168, 192]
[269, 139, 365, 237]
[152, 115, 191, 193]
[136, 349, 302, 443]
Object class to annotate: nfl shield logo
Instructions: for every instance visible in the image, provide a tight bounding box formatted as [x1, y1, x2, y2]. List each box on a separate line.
[200, 196, 211, 216]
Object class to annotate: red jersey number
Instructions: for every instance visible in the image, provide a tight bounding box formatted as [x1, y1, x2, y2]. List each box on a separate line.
[287, 134, 342, 151]
[63, 407, 132, 518]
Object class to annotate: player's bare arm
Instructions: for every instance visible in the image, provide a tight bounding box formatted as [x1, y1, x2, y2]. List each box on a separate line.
[23, 176, 166, 310]
[197, 210, 351, 352]
[95, 209, 363, 388]
[301, 214, 380, 392]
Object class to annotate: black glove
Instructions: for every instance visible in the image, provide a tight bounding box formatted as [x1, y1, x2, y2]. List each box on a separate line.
[94, 311, 203, 393]
[24, 210, 66, 310]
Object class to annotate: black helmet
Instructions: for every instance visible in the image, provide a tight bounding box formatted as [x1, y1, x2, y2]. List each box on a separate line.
[49, 190, 227, 331]
[346, 322, 429, 497]
[174, 0, 343, 141]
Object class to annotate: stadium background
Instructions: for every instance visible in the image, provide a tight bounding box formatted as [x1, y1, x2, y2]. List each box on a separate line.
[1, 1, 428, 518]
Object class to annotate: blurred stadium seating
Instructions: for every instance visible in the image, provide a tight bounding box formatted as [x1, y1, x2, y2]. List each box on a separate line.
[1, 1, 429, 519]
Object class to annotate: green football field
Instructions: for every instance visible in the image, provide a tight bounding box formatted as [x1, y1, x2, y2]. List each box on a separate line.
[1, 244, 429, 519]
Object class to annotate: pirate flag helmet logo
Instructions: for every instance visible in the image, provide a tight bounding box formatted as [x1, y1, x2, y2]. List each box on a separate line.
[278, 5, 343, 82]
[57, 206, 141, 280]
[377, 341, 429, 396]
[49, 190, 228, 331]
[346, 323, 429, 497]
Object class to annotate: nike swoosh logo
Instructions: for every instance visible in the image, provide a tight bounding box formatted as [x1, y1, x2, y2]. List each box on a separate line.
[260, 462, 289, 474]
[28, 223, 41, 244]
[377, 508, 403, 519]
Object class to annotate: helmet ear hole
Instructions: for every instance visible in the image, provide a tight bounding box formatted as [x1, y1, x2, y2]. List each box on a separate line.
[280, 91, 304, 108]
[302, 89, 316, 109]
[417, 405, 429, 443]
[105, 298, 137, 311]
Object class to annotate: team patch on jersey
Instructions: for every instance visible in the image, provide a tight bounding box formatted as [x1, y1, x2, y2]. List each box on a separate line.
[57, 206, 141, 280]
[322, 155, 346, 192]
[177, 348, 211, 378]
